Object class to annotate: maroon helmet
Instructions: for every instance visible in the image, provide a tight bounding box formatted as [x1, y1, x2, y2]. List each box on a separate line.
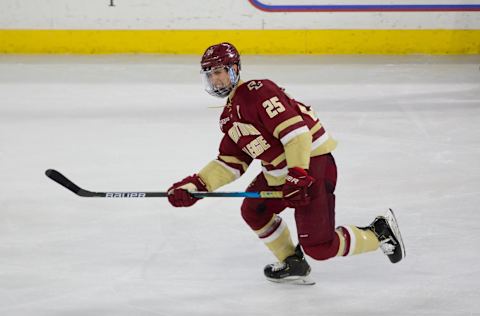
[200, 42, 241, 98]
[201, 42, 241, 71]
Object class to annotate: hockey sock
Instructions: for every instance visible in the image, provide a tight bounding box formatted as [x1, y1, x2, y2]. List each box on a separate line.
[336, 225, 379, 257]
[255, 215, 296, 262]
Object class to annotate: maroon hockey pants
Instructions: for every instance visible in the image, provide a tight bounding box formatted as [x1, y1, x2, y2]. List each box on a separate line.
[241, 153, 339, 260]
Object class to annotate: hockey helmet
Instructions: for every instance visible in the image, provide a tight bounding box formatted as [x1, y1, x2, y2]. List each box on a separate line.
[200, 42, 241, 98]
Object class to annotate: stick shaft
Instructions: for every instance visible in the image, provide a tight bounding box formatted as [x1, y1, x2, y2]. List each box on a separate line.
[45, 169, 283, 199]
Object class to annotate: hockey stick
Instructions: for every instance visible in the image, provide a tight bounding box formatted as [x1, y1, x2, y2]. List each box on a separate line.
[45, 169, 283, 199]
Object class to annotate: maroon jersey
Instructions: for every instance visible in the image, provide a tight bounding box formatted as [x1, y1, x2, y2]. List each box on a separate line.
[199, 79, 337, 189]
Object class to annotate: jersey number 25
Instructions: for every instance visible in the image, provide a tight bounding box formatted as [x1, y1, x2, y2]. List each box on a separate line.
[262, 96, 286, 118]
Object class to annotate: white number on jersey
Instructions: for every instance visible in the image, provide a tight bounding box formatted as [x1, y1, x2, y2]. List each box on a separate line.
[262, 96, 286, 118]
[247, 81, 264, 91]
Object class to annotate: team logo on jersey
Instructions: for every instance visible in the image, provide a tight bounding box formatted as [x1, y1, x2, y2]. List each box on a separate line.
[242, 136, 271, 158]
[227, 122, 270, 158]
[219, 116, 231, 132]
[228, 122, 261, 143]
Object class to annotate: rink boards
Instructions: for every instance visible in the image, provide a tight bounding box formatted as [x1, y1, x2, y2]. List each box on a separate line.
[1, 29, 479, 54]
[0, 0, 479, 54]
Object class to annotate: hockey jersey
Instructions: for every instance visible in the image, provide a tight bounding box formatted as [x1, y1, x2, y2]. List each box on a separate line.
[198, 79, 337, 191]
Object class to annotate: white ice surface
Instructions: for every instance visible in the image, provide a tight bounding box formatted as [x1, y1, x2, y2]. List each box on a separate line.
[0, 55, 479, 316]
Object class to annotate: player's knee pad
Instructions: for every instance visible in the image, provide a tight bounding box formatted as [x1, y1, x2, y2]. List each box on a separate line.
[241, 196, 286, 231]
[241, 199, 272, 230]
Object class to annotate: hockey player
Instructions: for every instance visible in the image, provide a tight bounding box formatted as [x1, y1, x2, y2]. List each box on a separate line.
[167, 42, 405, 284]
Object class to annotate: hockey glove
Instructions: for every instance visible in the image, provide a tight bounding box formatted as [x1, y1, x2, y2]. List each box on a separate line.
[282, 167, 315, 208]
[167, 174, 208, 207]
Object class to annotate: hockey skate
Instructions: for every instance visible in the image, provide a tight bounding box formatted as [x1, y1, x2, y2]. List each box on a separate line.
[264, 245, 315, 285]
[364, 208, 406, 263]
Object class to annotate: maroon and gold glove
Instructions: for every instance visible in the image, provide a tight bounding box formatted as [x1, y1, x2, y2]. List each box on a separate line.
[282, 167, 315, 208]
[167, 174, 208, 207]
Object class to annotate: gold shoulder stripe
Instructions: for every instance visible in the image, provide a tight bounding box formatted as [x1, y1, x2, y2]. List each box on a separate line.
[309, 122, 322, 135]
[219, 155, 249, 172]
[273, 116, 303, 139]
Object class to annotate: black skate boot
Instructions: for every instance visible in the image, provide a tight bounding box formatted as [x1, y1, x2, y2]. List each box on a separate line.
[363, 208, 406, 263]
[264, 245, 314, 285]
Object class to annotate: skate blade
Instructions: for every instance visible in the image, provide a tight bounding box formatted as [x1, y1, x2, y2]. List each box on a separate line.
[266, 276, 316, 285]
[385, 208, 406, 260]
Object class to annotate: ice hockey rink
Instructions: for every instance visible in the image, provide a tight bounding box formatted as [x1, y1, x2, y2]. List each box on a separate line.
[1, 54, 479, 315]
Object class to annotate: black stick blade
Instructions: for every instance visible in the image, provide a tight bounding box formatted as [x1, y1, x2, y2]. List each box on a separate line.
[45, 169, 93, 196]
